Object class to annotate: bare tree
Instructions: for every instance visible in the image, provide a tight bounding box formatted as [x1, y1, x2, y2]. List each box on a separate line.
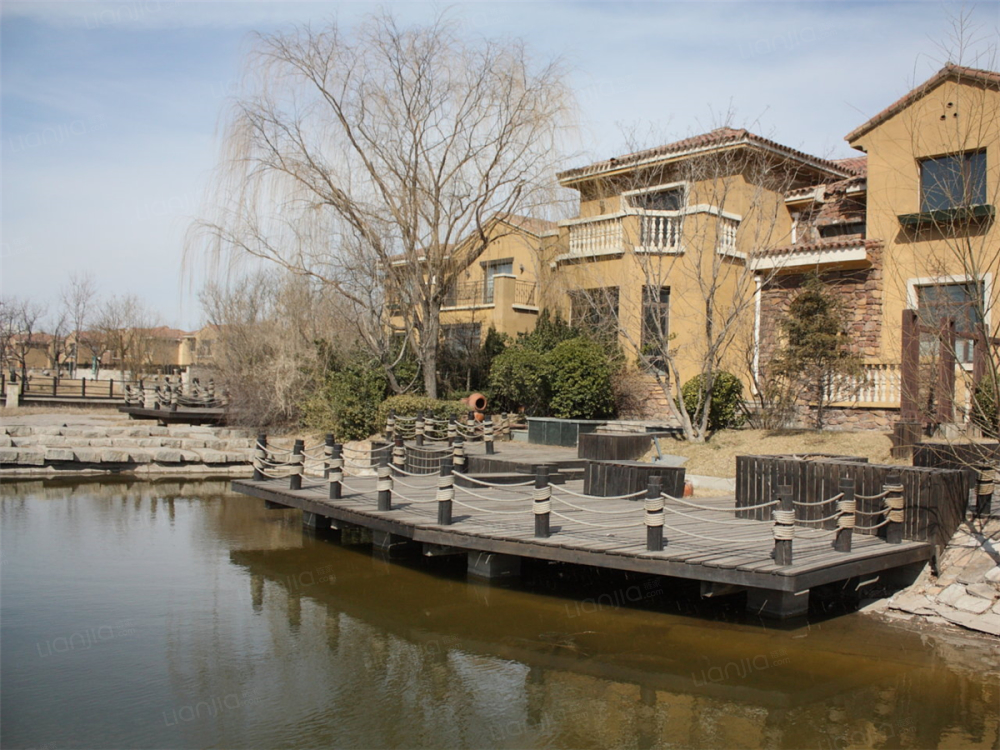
[1, 297, 48, 383]
[193, 11, 574, 398]
[93, 295, 158, 381]
[60, 273, 98, 378]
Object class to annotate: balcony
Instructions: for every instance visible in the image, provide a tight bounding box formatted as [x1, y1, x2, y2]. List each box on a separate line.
[441, 281, 488, 309]
[823, 363, 901, 405]
[440, 278, 537, 311]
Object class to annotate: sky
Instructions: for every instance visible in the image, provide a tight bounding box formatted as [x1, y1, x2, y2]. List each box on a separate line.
[1, 0, 997, 331]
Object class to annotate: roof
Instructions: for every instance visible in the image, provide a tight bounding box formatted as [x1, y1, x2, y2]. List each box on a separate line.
[846, 64, 1000, 144]
[141, 326, 191, 339]
[832, 156, 867, 176]
[758, 237, 883, 259]
[785, 156, 867, 203]
[557, 127, 853, 185]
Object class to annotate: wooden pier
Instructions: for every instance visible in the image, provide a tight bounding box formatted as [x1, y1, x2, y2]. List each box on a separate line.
[231, 434, 937, 619]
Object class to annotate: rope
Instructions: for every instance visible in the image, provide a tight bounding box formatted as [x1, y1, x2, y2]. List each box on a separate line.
[550, 496, 643, 515]
[549, 510, 642, 530]
[451, 498, 528, 515]
[376, 465, 392, 493]
[884, 486, 904, 523]
[793, 493, 843, 507]
[854, 517, 891, 531]
[662, 505, 771, 526]
[551, 485, 647, 501]
[837, 499, 856, 528]
[391, 476, 439, 490]
[794, 510, 844, 524]
[437, 476, 454, 502]
[645, 495, 664, 527]
[854, 489, 891, 501]
[665, 495, 777, 512]
[660, 522, 767, 544]
[452, 471, 534, 488]
[773, 508, 795, 540]
[454, 484, 532, 504]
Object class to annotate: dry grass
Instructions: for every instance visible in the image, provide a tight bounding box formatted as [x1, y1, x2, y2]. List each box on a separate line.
[650, 429, 906, 478]
[1, 406, 122, 418]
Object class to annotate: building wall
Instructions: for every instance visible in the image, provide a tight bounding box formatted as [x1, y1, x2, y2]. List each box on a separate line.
[851, 77, 1000, 364]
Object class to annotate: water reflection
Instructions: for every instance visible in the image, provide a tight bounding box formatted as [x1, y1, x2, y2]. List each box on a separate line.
[1, 478, 996, 749]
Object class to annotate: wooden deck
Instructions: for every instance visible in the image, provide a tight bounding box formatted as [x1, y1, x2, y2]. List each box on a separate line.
[119, 406, 226, 425]
[232, 471, 932, 619]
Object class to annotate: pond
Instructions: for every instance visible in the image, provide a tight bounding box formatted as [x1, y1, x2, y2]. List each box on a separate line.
[1, 478, 996, 749]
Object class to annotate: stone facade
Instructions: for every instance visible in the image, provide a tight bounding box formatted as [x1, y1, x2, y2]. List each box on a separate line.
[791, 405, 899, 431]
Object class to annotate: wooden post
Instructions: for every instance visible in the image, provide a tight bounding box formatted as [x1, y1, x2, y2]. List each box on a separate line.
[452, 435, 465, 472]
[900, 309, 919, 421]
[52, 377, 57, 397]
[884, 473, 904, 544]
[975, 464, 994, 518]
[328, 444, 343, 500]
[833, 476, 855, 552]
[253, 433, 267, 481]
[773, 485, 794, 566]
[500, 413, 509, 441]
[484, 417, 495, 455]
[415, 411, 425, 447]
[533, 465, 550, 539]
[289, 439, 304, 491]
[81, 377, 86, 398]
[447, 416, 457, 446]
[936, 317, 956, 424]
[645, 476, 664, 551]
[109, 378, 114, 398]
[437, 456, 453, 526]
[323, 434, 334, 479]
[377, 450, 392, 511]
[467, 411, 476, 440]
[385, 409, 395, 442]
[170, 381, 179, 411]
[392, 436, 406, 475]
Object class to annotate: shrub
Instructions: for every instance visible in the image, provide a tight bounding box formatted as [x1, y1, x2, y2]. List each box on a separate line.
[682, 371, 745, 432]
[301, 355, 388, 441]
[972, 377, 999, 438]
[376, 395, 469, 428]
[545, 338, 615, 419]
[488, 347, 548, 414]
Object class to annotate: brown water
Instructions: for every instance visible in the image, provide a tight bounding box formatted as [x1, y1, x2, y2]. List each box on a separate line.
[1, 478, 996, 749]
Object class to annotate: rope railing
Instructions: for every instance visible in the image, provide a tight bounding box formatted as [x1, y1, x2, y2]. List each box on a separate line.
[250, 445, 909, 562]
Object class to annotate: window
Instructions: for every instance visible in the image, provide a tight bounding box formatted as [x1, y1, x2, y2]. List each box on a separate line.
[483, 259, 513, 303]
[631, 187, 683, 212]
[916, 281, 983, 363]
[641, 287, 670, 368]
[569, 287, 619, 345]
[818, 222, 866, 239]
[920, 150, 987, 212]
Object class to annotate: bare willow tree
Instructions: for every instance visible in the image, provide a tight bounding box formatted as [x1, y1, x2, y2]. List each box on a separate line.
[93, 294, 158, 381]
[1, 296, 47, 382]
[559, 127, 824, 441]
[193, 11, 574, 398]
[60, 272, 98, 377]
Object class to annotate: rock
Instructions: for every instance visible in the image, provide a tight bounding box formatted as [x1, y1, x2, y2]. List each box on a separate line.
[73, 449, 102, 463]
[153, 449, 182, 463]
[89, 438, 112, 448]
[890, 591, 936, 615]
[965, 583, 998, 601]
[16, 450, 44, 466]
[44, 448, 75, 462]
[985, 566, 1000, 584]
[0, 436, 12, 448]
[100, 449, 131, 463]
[936, 583, 968, 608]
[148, 426, 169, 436]
[0, 448, 19, 464]
[128, 450, 153, 464]
[934, 608, 1000, 637]
[952, 594, 993, 614]
[197, 450, 229, 464]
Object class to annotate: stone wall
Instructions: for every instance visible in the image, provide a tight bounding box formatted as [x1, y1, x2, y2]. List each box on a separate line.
[759, 247, 884, 366]
[791, 404, 899, 431]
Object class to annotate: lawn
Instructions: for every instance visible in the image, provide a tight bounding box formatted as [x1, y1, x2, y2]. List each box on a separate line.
[649, 428, 906, 478]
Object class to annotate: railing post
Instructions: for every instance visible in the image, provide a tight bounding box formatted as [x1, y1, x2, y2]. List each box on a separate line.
[328, 444, 343, 500]
[645, 476, 664, 552]
[52, 377, 57, 397]
[467, 411, 476, 440]
[452, 435, 465, 472]
[289, 439, 304, 491]
[392, 436, 406, 475]
[447, 416, 457, 446]
[415, 411, 425, 447]
[976, 463, 995, 518]
[170, 382, 179, 411]
[533, 465, 551, 539]
[253, 433, 267, 482]
[773, 485, 794, 566]
[834, 476, 855, 553]
[81, 377, 86, 398]
[377, 450, 392, 511]
[323, 434, 334, 479]
[109, 378, 114, 399]
[484, 417, 495, 455]
[884, 474, 904, 544]
[500, 413, 508, 441]
[385, 409, 395, 442]
[437, 456, 454, 526]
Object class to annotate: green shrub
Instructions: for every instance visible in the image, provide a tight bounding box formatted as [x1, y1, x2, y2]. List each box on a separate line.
[972, 377, 999, 438]
[376, 395, 469, 428]
[681, 371, 745, 432]
[301, 356, 388, 441]
[488, 346, 548, 414]
[545, 338, 615, 419]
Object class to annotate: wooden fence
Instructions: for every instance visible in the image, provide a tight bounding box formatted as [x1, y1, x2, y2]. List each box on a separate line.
[735, 454, 969, 549]
[3, 375, 131, 399]
[583, 460, 685, 499]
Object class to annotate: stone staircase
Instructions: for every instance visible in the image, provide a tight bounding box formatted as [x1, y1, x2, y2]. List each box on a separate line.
[0, 423, 254, 473]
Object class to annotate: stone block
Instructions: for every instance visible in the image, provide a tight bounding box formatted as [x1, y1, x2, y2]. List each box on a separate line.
[984, 566, 1000, 584]
[16, 450, 44, 466]
[965, 583, 998, 601]
[952, 594, 993, 614]
[101, 449, 131, 463]
[153, 449, 183, 463]
[181, 440, 208, 451]
[73, 449, 102, 463]
[180, 450, 201, 463]
[12, 436, 41, 446]
[128, 450, 154, 464]
[226, 452, 250, 463]
[89, 438, 112, 447]
[148, 426, 168, 436]
[0, 436, 11, 448]
[936, 583, 967, 608]
[0, 448, 18, 464]
[197, 450, 229, 464]
[44, 448, 75, 462]
[160, 437, 184, 449]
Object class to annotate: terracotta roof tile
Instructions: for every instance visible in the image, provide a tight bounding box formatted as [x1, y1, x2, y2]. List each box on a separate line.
[759, 237, 883, 258]
[846, 64, 1000, 143]
[558, 127, 852, 184]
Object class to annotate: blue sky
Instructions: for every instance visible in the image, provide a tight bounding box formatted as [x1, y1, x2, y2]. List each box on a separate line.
[2, 1, 997, 330]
